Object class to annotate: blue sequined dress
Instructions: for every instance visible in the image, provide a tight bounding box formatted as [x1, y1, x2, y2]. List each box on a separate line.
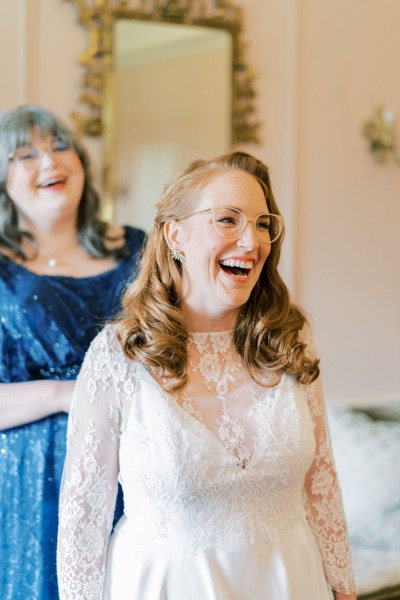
[0, 225, 145, 600]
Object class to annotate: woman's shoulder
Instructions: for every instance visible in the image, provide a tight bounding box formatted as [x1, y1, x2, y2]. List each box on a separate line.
[103, 225, 146, 253]
[89, 324, 140, 369]
[0, 247, 20, 270]
[89, 323, 121, 353]
[121, 225, 146, 249]
[83, 325, 144, 394]
[0, 251, 31, 283]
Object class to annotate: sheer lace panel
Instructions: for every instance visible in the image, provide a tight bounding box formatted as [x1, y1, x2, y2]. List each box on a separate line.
[57, 331, 123, 600]
[299, 325, 355, 594]
[177, 332, 278, 469]
[303, 376, 355, 595]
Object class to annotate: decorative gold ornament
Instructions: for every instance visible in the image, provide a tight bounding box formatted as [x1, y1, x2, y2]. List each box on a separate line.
[66, 0, 260, 145]
[363, 106, 399, 166]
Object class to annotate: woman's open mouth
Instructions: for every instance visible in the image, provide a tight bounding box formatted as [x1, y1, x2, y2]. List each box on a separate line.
[38, 176, 67, 189]
[219, 259, 253, 278]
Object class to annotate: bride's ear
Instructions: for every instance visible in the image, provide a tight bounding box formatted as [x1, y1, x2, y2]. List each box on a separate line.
[164, 220, 188, 252]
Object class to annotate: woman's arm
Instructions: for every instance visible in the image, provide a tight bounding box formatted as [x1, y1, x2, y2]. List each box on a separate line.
[0, 379, 75, 429]
[57, 327, 122, 600]
[303, 375, 357, 599]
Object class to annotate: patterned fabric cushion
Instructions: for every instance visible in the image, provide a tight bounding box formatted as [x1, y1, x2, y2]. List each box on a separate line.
[327, 403, 400, 595]
[327, 402, 400, 543]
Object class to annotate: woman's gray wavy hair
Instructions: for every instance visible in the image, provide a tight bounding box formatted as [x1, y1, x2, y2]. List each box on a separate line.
[0, 104, 123, 260]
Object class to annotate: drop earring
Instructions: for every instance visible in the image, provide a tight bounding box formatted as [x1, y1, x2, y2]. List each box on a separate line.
[171, 248, 185, 263]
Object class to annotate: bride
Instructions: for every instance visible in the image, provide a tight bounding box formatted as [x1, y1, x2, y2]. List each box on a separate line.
[57, 151, 356, 600]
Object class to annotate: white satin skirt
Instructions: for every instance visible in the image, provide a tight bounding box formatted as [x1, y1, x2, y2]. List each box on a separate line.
[103, 516, 334, 600]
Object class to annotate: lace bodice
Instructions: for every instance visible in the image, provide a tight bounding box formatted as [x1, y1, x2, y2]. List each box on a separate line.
[57, 326, 355, 599]
[180, 332, 282, 469]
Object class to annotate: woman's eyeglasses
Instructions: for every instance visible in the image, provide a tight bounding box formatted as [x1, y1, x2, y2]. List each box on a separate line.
[179, 206, 284, 244]
[8, 138, 72, 168]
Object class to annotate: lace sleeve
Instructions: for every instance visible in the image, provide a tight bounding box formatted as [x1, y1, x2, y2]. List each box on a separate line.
[303, 375, 355, 595]
[57, 327, 123, 600]
[299, 323, 355, 595]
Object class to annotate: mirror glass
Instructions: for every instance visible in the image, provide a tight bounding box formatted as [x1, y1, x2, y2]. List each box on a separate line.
[113, 20, 232, 231]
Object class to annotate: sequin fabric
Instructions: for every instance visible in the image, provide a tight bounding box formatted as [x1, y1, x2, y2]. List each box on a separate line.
[0, 226, 145, 600]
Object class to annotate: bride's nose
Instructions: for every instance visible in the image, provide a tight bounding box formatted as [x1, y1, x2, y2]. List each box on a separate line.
[236, 221, 259, 248]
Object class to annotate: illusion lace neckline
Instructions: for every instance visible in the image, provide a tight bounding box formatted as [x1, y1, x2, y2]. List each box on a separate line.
[178, 329, 259, 469]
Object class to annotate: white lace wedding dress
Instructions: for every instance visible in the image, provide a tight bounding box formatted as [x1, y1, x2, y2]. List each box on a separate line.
[57, 326, 354, 599]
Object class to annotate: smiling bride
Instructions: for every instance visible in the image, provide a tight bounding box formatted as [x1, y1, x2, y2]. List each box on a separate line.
[57, 151, 357, 600]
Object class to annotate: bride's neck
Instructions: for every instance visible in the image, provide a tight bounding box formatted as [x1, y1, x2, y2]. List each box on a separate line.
[183, 305, 237, 334]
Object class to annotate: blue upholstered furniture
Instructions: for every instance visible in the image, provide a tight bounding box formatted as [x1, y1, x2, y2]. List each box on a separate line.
[328, 402, 400, 600]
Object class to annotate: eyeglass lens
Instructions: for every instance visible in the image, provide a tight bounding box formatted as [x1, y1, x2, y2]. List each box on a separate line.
[11, 138, 70, 163]
[212, 207, 282, 243]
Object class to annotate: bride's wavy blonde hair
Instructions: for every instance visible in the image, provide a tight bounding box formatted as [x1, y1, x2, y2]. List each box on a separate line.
[116, 151, 319, 390]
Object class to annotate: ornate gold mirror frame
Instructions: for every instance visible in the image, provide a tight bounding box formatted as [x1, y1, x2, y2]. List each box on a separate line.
[67, 0, 260, 220]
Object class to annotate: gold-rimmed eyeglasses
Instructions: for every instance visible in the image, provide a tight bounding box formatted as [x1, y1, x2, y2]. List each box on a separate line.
[179, 206, 284, 244]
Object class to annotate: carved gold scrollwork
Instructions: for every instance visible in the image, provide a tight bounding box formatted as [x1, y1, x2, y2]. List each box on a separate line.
[66, 0, 260, 144]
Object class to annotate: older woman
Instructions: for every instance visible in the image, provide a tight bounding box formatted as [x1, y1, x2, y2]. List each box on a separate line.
[0, 104, 145, 600]
[57, 151, 356, 600]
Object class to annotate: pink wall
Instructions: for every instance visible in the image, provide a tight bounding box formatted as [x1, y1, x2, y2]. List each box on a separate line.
[294, 0, 400, 404]
[1, 0, 399, 406]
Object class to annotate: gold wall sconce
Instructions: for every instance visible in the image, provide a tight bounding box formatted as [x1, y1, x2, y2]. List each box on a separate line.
[363, 106, 399, 166]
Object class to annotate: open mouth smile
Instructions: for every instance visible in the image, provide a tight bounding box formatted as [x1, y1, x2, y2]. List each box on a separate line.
[218, 258, 253, 278]
[38, 176, 67, 189]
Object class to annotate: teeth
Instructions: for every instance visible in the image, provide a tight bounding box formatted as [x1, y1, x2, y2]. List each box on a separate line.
[42, 177, 65, 187]
[220, 259, 253, 269]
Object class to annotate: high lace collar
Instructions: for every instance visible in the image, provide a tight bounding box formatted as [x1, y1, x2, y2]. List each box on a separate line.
[189, 330, 232, 335]
[189, 330, 232, 340]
